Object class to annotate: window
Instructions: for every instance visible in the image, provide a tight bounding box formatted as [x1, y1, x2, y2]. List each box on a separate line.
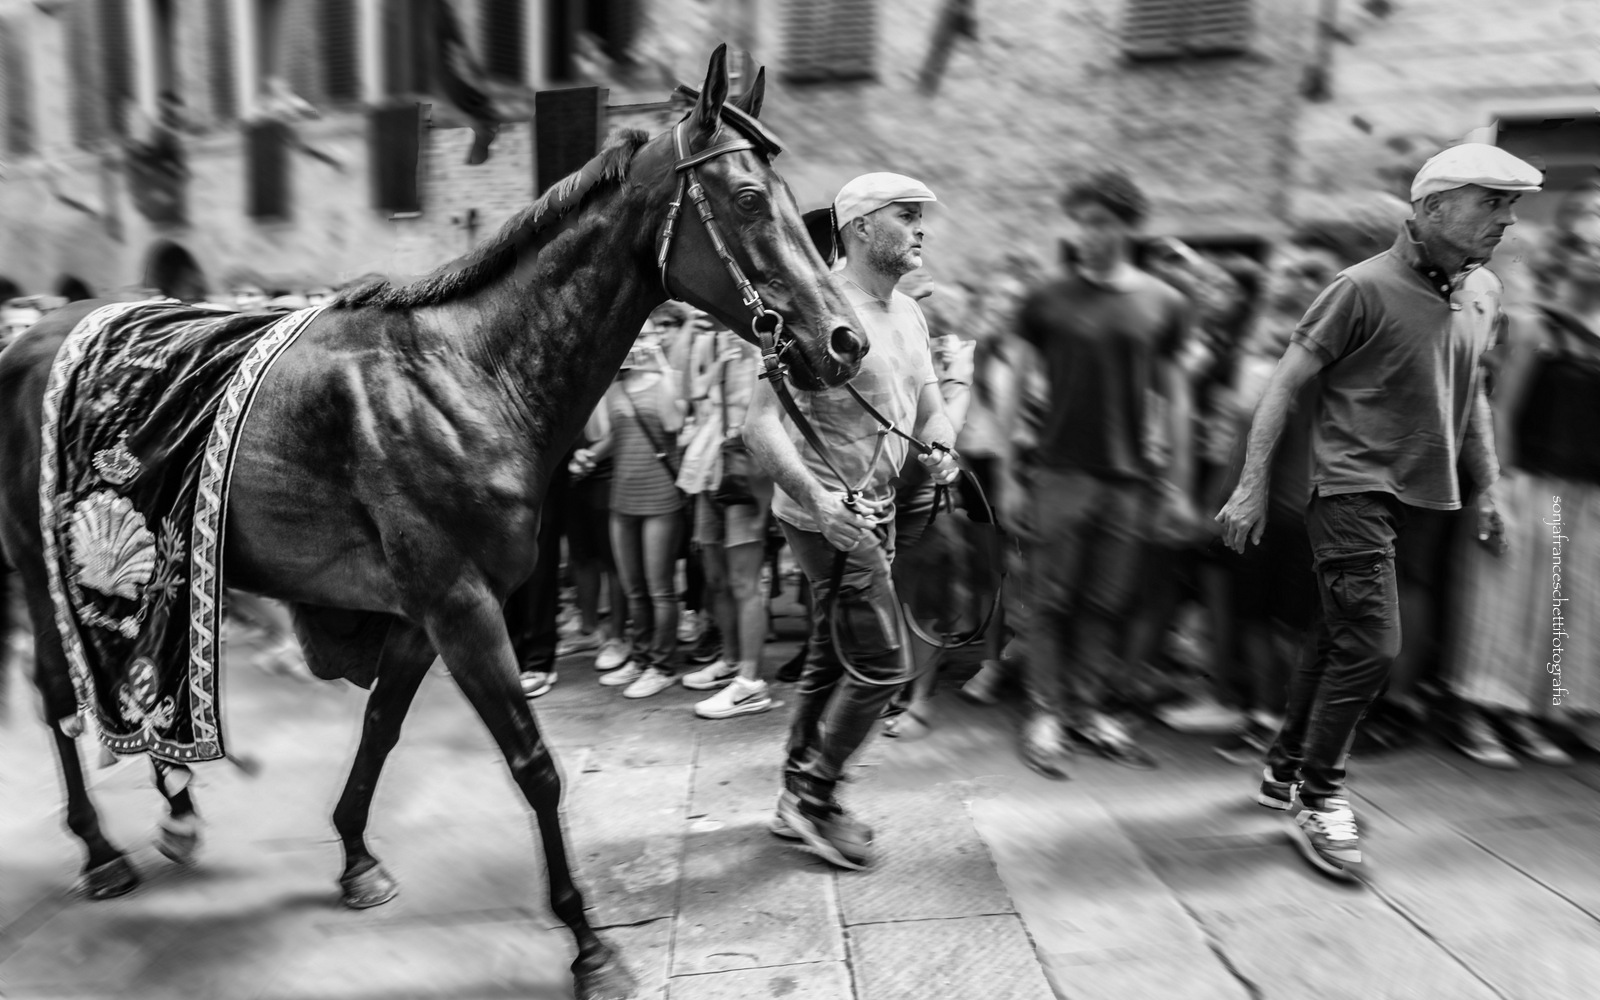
[69, 0, 135, 147]
[1, 19, 33, 156]
[245, 119, 292, 219]
[384, 0, 432, 96]
[483, 0, 525, 83]
[534, 86, 604, 195]
[322, 0, 361, 103]
[781, 0, 876, 85]
[98, 0, 133, 135]
[208, 0, 237, 122]
[1122, 0, 1254, 61]
[370, 103, 422, 212]
[545, 0, 637, 84]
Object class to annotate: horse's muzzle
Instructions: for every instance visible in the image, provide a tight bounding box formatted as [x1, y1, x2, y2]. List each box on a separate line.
[829, 326, 867, 368]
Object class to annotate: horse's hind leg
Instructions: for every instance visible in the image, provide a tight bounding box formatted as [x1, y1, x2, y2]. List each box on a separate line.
[427, 592, 637, 1000]
[329, 620, 435, 908]
[153, 761, 201, 864]
[10, 558, 140, 898]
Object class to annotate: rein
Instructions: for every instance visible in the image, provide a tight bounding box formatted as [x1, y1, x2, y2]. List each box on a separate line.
[651, 107, 1003, 687]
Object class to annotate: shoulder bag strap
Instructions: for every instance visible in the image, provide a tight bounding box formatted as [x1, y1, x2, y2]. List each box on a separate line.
[616, 382, 681, 480]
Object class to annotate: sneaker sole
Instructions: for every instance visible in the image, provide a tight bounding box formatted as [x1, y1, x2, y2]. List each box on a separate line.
[623, 682, 674, 699]
[1256, 791, 1295, 811]
[696, 697, 773, 720]
[682, 675, 739, 692]
[777, 799, 869, 871]
[598, 671, 641, 688]
[521, 677, 557, 699]
[1285, 821, 1362, 883]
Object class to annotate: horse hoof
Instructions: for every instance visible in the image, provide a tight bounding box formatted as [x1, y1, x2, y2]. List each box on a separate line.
[156, 818, 203, 865]
[339, 864, 399, 909]
[79, 855, 139, 900]
[573, 954, 639, 1000]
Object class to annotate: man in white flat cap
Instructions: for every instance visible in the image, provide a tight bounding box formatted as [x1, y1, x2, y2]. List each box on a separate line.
[1218, 142, 1541, 882]
[744, 171, 959, 871]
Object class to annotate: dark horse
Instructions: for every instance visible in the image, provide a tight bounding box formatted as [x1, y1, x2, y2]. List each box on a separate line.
[0, 47, 863, 1000]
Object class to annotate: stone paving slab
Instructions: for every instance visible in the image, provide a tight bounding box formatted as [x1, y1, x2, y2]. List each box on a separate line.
[1373, 830, 1600, 1000]
[849, 914, 1055, 1000]
[1142, 838, 1498, 1000]
[1463, 819, 1600, 918]
[970, 778, 1247, 1000]
[564, 764, 694, 927]
[835, 786, 1014, 926]
[671, 822, 847, 977]
[666, 960, 853, 1000]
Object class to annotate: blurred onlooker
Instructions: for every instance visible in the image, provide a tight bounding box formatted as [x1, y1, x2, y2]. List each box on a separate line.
[650, 302, 715, 655]
[1003, 170, 1198, 777]
[954, 266, 1047, 705]
[600, 323, 688, 698]
[559, 399, 629, 671]
[1446, 179, 1600, 766]
[676, 326, 776, 718]
[1, 299, 43, 347]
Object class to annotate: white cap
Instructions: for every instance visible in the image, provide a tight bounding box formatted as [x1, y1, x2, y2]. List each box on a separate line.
[1410, 143, 1543, 202]
[833, 172, 937, 230]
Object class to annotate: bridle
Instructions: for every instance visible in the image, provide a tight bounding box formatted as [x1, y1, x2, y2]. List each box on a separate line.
[651, 96, 1002, 681]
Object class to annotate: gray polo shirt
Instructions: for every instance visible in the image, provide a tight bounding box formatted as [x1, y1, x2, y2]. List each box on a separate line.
[1290, 224, 1503, 511]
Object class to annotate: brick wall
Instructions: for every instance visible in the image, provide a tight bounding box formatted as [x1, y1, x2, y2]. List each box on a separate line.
[0, 0, 1592, 299]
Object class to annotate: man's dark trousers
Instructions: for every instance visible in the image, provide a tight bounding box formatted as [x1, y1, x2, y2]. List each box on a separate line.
[1267, 490, 1412, 806]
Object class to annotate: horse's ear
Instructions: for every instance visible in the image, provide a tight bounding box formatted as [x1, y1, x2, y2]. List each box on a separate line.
[734, 67, 766, 119]
[691, 44, 731, 137]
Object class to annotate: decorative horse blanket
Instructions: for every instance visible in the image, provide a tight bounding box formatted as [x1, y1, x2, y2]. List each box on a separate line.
[40, 300, 323, 763]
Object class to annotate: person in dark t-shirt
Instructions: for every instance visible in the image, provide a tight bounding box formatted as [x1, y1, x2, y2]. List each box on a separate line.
[1003, 170, 1199, 777]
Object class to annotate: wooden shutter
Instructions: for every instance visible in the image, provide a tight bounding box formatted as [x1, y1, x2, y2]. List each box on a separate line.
[370, 103, 422, 212]
[482, 0, 525, 82]
[781, 0, 877, 84]
[1187, 0, 1254, 55]
[208, 0, 236, 122]
[322, 0, 361, 102]
[68, 2, 105, 147]
[1122, 0, 1254, 60]
[384, 0, 431, 96]
[245, 119, 292, 219]
[534, 86, 604, 195]
[98, 0, 133, 136]
[1, 20, 32, 157]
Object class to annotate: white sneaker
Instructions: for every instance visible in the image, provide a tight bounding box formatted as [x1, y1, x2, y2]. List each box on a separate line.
[595, 639, 630, 671]
[677, 610, 704, 643]
[1288, 797, 1365, 882]
[695, 678, 773, 719]
[1154, 694, 1243, 735]
[599, 660, 642, 687]
[555, 630, 603, 657]
[681, 659, 740, 691]
[623, 666, 676, 699]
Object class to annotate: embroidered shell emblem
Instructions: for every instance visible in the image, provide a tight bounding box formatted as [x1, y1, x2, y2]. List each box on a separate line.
[68, 491, 157, 601]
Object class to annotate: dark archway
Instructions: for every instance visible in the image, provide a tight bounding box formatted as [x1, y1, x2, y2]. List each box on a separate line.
[0, 276, 21, 302]
[143, 240, 208, 301]
[56, 275, 93, 301]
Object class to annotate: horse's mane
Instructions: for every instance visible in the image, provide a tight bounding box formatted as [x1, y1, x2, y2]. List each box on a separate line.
[332, 129, 653, 311]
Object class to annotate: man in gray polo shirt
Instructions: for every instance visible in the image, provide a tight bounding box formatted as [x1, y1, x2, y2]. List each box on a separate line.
[1217, 143, 1541, 881]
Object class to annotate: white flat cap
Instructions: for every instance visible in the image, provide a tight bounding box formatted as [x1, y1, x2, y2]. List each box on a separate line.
[834, 172, 937, 230]
[1410, 143, 1543, 202]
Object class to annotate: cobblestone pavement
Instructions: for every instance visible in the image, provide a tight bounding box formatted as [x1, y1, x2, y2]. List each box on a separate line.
[4, 610, 1600, 999]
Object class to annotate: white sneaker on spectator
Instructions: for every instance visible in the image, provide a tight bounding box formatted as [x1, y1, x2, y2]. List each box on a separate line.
[682, 659, 740, 690]
[1155, 693, 1242, 734]
[623, 666, 676, 699]
[595, 639, 630, 671]
[599, 660, 642, 687]
[556, 630, 603, 657]
[677, 610, 704, 644]
[695, 677, 772, 719]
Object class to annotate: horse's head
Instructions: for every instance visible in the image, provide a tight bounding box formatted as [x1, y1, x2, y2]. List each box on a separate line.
[653, 46, 865, 391]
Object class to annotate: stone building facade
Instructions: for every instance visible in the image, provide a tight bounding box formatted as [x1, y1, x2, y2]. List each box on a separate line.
[0, 0, 1591, 301]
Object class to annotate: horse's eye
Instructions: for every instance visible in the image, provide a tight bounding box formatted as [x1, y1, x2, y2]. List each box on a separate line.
[736, 192, 763, 214]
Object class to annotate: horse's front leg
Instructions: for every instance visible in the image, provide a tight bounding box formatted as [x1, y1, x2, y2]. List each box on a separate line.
[426, 589, 638, 1000]
[152, 761, 202, 864]
[331, 623, 435, 908]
